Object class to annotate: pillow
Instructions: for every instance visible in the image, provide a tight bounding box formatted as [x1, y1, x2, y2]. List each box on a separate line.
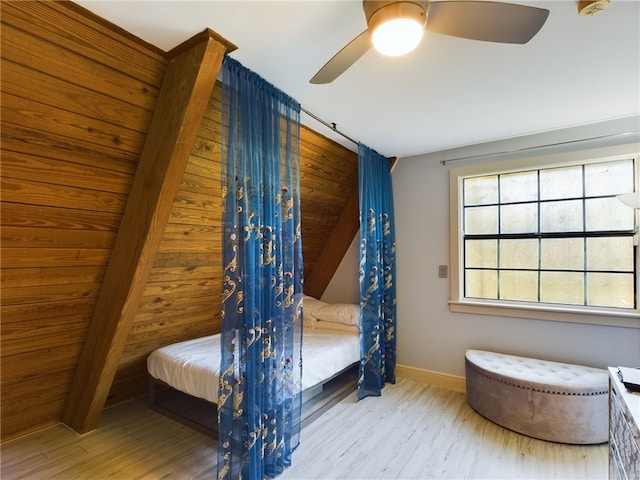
[302, 295, 327, 313]
[302, 295, 327, 325]
[312, 303, 360, 327]
[313, 320, 360, 334]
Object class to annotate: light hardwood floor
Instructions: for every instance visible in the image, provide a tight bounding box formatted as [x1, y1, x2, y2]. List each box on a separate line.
[1, 378, 607, 479]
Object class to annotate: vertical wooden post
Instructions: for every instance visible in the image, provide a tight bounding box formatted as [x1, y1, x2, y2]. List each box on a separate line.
[62, 30, 234, 433]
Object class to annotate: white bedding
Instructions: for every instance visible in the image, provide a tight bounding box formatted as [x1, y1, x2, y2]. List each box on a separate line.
[147, 328, 360, 403]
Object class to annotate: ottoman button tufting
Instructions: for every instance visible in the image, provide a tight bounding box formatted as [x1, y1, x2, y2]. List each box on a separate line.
[465, 349, 608, 444]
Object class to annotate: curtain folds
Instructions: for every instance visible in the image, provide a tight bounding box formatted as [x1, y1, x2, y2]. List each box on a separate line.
[357, 144, 397, 400]
[217, 56, 303, 480]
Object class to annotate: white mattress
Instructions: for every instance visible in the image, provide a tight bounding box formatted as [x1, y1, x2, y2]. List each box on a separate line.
[147, 328, 360, 403]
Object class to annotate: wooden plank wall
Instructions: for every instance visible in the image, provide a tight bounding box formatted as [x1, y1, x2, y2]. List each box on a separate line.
[0, 1, 168, 440]
[107, 88, 227, 405]
[300, 128, 360, 290]
[0, 0, 358, 442]
[108, 85, 360, 407]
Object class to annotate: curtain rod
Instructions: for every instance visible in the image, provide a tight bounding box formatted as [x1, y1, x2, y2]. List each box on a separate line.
[301, 106, 359, 147]
[439, 130, 640, 165]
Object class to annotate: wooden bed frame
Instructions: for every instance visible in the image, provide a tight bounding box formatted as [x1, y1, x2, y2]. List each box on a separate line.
[148, 362, 359, 438]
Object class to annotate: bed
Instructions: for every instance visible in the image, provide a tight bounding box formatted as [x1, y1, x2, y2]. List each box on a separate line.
[147, 297, 361, 437]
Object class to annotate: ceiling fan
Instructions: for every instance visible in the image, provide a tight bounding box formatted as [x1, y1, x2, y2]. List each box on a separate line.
[310, 1, 550, 84]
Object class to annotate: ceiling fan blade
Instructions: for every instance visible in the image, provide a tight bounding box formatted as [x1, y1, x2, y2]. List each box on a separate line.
[427, 1, 550, 44]
[310, 30, 371, 84]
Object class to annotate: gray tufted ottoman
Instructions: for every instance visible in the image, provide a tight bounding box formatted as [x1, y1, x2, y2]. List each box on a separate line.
[465, 349, 609, 444]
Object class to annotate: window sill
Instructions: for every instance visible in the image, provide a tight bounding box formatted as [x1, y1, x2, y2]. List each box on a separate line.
[449, 299, 640, 329]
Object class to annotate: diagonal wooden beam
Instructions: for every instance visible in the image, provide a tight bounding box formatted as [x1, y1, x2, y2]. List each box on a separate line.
[305, 188, 360, 299]
[304, 156, 398, 299]
[62, 29, 235, 433]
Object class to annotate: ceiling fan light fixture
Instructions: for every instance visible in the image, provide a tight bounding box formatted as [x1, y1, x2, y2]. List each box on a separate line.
[310, 0, 549, 84]
[368, 2, 427, 57]
[578, 0, 610, 16]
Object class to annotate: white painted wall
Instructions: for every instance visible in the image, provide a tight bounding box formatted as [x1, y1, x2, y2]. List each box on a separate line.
[325, 116, 640, 376]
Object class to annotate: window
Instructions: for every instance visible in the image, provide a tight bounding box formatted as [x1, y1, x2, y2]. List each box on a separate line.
[450, 149, 640, 326]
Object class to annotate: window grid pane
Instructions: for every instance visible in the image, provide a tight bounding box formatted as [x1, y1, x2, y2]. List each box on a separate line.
[462, 158, 636, 309]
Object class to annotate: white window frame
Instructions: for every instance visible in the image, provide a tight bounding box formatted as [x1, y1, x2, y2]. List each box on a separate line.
[449, 144, 640, 328]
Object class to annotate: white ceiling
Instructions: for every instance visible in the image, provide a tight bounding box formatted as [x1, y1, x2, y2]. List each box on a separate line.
[76, 0, 639, 158]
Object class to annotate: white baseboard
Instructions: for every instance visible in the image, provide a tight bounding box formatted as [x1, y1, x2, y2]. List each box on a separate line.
[396, 364, 466, 393]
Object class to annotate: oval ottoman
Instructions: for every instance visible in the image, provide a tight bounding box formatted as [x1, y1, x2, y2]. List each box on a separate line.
[465, 349, 609, 444]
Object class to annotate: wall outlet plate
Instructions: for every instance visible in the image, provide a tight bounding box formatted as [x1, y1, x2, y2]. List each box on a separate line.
[438, 265, 448, 279]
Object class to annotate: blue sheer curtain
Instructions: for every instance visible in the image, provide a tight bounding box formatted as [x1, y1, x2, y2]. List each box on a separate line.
[357, 144, 397, 400]
[217, 56, 303, 480]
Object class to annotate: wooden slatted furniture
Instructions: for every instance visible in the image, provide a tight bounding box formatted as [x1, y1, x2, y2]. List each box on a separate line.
[609, 367, 640, 480]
